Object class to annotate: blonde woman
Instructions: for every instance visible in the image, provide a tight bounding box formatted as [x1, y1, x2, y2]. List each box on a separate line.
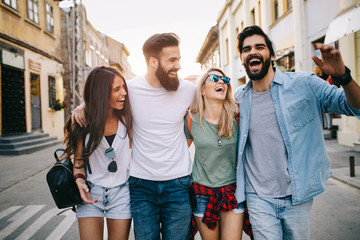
[185, 67, 247, 240]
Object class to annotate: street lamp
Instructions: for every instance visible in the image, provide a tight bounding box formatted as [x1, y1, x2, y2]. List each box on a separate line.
[59, 0, 75, 111]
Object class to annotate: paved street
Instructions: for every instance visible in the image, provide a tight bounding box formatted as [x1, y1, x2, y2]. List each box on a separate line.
[0, 139, 359, 239]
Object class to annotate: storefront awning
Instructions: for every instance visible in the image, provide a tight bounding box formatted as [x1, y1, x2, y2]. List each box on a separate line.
[324, 2, 360, 44]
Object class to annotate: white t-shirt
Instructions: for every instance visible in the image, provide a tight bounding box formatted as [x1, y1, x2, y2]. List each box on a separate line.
[85, 121, 130, 188]
[127, 75, 195, 181]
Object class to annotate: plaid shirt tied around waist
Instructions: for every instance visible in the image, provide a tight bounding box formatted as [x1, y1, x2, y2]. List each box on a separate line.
[192, 182, 237, 229]
[190, 183, 253, 240]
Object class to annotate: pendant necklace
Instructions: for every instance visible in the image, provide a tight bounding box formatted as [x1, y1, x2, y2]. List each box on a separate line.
[208, 115, 222, 146]
[217, 136, 222, 147]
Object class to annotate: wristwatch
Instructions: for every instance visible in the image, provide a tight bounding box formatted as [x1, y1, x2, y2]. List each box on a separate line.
[331, 66, 352, 86]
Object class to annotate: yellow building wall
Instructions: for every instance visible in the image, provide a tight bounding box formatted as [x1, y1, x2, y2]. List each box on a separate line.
[0, 1, 62, 60]
[1, 1, 64, 139]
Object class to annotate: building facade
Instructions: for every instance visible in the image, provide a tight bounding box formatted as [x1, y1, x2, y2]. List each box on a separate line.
[203, 0, 360, 147]
[0, 1, 136, 139]
[0, 0, 64, 139]
[196, 25, 221, 72]
[106, 35, 135, 81]
[60, 4, 134, 122]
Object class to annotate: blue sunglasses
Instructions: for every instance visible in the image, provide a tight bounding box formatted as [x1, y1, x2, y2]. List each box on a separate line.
[208, 74, 231, 85]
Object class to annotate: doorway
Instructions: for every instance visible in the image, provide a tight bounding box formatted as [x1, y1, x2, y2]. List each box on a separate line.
[30, 72, 42, 131]
[1, 64, 26, 136]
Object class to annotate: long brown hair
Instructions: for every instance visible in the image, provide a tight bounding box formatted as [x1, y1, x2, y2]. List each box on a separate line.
[189, 67, 238, 138]
[64, 66, 132, 160]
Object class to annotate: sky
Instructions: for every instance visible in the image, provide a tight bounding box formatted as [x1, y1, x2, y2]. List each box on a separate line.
[81, 0, 225, 77]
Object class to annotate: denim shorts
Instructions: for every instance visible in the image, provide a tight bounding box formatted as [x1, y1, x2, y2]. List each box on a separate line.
[76, 181, 131, 219]
[193, 194, 245, 217]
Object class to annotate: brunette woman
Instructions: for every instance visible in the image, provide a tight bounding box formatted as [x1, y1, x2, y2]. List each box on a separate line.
[64, 66, 132, 240]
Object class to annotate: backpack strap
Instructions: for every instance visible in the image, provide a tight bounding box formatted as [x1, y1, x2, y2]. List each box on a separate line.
[54, 148, 65, 162]
[188, 111, 193, 138]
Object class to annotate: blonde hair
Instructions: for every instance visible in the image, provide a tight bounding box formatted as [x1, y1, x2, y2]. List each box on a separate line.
[189, 67, 238, 138]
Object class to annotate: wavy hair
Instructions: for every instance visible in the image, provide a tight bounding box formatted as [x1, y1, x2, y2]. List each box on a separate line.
[63, 66, 132, 161]
[189, 67, 238, 138]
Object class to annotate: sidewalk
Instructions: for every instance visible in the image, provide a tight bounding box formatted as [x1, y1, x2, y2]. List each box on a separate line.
[0, 139, 359, 192]
[325, 139, 360, 189]
[0, 143, 64, 192]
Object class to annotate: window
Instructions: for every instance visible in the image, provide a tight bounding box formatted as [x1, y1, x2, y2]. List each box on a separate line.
[250, 8, 255, 25]
[276, 52, 295, 72]
[2, 0, 18, 10]
[225, 38, 229, 65]
[274, 0, 279, 20]
[86, 49, 93, 67]
[258, 0, 262, 27]
[45, 2, 54, 33]
[27, 0, 39, 24]
[287, 0, 292, 10]
[48, 76, 56, 109]
[235, 27, 240, 56]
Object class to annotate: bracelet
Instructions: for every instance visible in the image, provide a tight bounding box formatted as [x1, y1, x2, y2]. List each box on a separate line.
[331, 66, 352, 86]
[74, 173, 86, 181]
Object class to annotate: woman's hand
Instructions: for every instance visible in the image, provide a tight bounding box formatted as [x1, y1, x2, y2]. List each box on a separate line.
[76, 179, 99, 204]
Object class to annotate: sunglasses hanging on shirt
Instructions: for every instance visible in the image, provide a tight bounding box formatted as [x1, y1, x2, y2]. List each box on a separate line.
[105, 147, 117, 172]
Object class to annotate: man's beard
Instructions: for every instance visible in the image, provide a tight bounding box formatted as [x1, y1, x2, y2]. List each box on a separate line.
[244, 55, 271, 81]
[155, 62, 179, 91]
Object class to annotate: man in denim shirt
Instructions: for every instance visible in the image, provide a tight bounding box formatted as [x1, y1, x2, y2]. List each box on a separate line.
[234, 25, 360, 239]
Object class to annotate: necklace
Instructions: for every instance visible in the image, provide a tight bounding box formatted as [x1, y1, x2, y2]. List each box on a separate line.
[217, 136, 222, 147]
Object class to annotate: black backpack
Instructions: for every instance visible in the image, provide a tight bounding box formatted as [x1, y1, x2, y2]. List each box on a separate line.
[46, 148, 82, 211]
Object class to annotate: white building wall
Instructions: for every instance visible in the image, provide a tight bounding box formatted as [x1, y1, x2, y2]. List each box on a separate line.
[337, 31, 360, 146]
[305, 0, 341, 71]
[219, 19, 229, 72]
[269, 11, 294, 53]
[218, 0, 250, 89]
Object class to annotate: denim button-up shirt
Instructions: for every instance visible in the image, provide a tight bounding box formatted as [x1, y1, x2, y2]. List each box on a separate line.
[234, 69, 360, 205]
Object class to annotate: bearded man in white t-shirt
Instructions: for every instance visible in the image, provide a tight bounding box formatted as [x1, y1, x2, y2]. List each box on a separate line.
[72, 33, 195, 240]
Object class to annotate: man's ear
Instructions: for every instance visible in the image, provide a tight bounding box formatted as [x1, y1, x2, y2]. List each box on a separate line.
[149, 57, 158, 69]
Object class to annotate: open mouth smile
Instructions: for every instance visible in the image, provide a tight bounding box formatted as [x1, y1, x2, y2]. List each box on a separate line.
[215, 85, 225, 93]
[249, 58, 261, 66]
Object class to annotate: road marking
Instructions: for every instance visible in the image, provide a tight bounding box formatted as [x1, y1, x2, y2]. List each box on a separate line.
[46, 209, 77, 240]
[0, 205, 44, 239]
[0, 206, 22, 221]
[0, 206, 128, 239]
[14, 207, 60, 240]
